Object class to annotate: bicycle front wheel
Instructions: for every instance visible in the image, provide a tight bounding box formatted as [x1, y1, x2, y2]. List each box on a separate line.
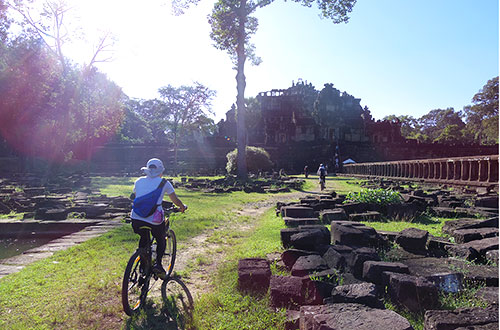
[161, 276, 194, 327]
[122, 250, 151, 316]
[164, 229, 177, 278]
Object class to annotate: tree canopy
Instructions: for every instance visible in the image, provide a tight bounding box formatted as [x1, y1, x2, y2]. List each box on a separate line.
[175, 0, 357, 179]
[463, 76, 498, 144]
[383, 76, 498, 145]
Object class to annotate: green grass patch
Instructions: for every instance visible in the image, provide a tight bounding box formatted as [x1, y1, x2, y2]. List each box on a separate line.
[439, 281, 488, 310]
[345, 188, 403, 205]
[294, 175, 364, 194]
[192, 209, 288, 329]
[361, 216, 456, 237]
[0, 225, 135, 329]
[0, 176, 303, 329]
[0, 211, 24, 219]
[384, 299, 424, 330]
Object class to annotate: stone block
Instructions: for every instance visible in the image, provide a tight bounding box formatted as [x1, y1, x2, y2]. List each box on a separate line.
[299, 303, 413, 330]
[442, 217, 499, 236]
[452, 227, 498, 244]
[282, 206, 315, 218]
[301, 274, 338, 305]
[403, 256, 499, 287]
[291, 255, 328, 277]
[325, 282, 383, 308]
[430, 207, 470, 218]
[362, 261, 409, 285]
[396, 227, 429, 252]
[347, 247, 380, 278]
[424, 307, 499, 330]
[321, 246, 346, 270]
[386, 202, 421, 221]
[349, 211, 381, 222]
[290, 229, 330, 251]
[237, 258, 271, 294]
[283, 217, 321, 227]
[281, 249, 319, 270]
[270, 275, 304, 309]
[475, 195, 499, 209]
[387, 272, 439, 313]
[331, 222, 380, 247]
[320, 208, 348, 222]
[281, 228, 303, 248]
[340, 202, 367, 214]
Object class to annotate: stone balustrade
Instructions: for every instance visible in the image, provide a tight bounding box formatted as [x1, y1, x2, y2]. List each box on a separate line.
[343, 155, 499, 187]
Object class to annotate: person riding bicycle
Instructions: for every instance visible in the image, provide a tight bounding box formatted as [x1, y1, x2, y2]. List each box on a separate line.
[130, 158, 186, 279]
[317, 163, 327, 185]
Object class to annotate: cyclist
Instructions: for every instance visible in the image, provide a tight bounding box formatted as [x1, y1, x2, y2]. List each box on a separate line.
[317, 163, 327, 188]
[130, 158, 187, 279]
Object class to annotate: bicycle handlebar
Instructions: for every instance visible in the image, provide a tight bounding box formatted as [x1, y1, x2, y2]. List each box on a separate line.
[161, 201, 187, 213]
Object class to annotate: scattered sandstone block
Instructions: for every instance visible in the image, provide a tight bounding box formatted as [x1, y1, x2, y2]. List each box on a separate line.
[281, 249, 319, 270]
[385, 272, 439, 313]
[362, 261, 409, 285]
[291, 255, 328, 277]
[237, 258, 271, 294]
[396, 227, 429, 252]
[424, 306, 499, 330]
[325, 282, 382, 308]
[270, 275, 304, 309]
[299, 303, 413, 330]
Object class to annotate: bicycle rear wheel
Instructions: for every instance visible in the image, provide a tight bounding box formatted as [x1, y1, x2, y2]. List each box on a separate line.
[161, 276, 194, 327]
[164, 229, 177, 278]
[122, 250, 151, 316]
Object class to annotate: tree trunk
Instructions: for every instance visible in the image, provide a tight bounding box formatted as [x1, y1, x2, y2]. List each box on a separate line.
[236, 0, 248, 180]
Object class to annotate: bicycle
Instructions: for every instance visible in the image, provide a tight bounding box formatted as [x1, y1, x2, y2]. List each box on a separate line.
[122, 204, 179, 316]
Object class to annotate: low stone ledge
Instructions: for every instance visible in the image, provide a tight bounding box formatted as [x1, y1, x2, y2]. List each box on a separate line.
[424, 306, 499, 330]
[299, 303, 413, 330]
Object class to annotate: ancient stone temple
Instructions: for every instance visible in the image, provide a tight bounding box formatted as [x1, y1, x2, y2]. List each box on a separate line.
[214, 80, 496, 172]
[247, 79, 404, 147]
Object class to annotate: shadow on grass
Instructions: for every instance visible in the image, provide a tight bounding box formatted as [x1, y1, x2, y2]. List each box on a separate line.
[411, 214, 441, 225]
[90, 176, 134, 187]
[125, 276, 194, 330]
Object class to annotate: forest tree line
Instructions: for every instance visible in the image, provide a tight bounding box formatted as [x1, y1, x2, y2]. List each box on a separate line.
[383, 76, 498, 146]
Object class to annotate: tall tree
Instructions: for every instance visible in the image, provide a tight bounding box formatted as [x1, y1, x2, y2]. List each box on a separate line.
[7, 0, 115, 71]
[175, 0, 356, 179]
[418, 107, 465, 142]
[0, 37, 124, 162]
[463, 76, 499, 145]
[157, 83, 216, 168]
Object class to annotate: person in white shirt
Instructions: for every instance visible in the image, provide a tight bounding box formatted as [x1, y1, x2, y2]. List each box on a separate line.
[130, 158, 186, 278]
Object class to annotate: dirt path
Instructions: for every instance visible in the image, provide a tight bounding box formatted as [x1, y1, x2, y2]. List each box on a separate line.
[151, 188, 323, 300]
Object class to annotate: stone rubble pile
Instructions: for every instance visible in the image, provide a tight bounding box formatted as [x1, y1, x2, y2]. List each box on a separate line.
[238, 184, 499, 330]
[0, 174, 132, 220]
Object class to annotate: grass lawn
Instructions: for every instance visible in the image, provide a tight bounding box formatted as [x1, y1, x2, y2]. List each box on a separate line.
[0, 175, 303, 329]
[0, 175, 469, 330]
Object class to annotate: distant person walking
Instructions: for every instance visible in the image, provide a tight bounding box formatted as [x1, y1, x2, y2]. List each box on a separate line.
[304, 165, 309, 178]
[317, 163, 327, 190]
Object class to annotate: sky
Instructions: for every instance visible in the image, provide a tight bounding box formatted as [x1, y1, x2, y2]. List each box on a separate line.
[61, 0, 498, 122]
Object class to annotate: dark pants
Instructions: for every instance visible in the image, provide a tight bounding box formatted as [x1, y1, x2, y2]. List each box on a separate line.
[131, 219, 166, 266]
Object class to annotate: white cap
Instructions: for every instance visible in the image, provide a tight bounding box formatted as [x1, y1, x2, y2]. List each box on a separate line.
[141, 158, 164, 177]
